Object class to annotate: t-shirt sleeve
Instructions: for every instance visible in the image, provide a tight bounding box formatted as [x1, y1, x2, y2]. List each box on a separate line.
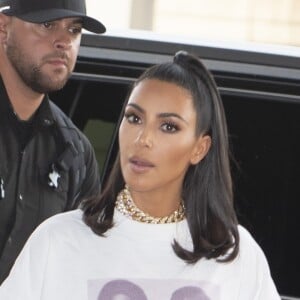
[0, 222, 51, 300]
[238, 226, 281, 300]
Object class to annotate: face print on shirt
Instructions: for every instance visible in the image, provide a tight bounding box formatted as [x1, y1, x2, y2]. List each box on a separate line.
[88, 278, 218, 300]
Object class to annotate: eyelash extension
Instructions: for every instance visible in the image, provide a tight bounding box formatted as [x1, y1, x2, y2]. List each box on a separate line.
[161, 121, 180, 132]
[123, 111, 132, 118]
[124, 111, 179, 132]
[124, 112, 140, 123]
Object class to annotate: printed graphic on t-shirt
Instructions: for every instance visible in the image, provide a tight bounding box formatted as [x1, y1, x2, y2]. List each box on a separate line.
[88, 278, 219, 299]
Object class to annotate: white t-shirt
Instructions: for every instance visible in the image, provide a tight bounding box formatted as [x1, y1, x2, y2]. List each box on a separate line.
[0, 209, 280, 300]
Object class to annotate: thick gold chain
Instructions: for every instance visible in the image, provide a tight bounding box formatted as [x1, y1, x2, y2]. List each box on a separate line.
[115, 186, 185, 224]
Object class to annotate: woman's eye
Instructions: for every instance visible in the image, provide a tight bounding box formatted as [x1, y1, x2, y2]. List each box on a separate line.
[161, 122, 179, 133]
[125, 113, 141, 124]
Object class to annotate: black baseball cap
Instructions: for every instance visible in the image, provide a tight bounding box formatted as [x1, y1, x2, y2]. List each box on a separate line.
[1, 0, 106, 34]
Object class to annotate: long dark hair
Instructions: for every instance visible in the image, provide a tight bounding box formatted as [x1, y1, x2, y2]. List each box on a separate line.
[82, 51, 239, 263]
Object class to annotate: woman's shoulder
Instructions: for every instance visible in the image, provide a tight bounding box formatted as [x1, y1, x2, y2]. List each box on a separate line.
[237, 225, 268, 262]
[237, 225, 254, 241]
[32, 209, 89, 239]
[42, 208, 83, 225]
[238, 225, 260, 249]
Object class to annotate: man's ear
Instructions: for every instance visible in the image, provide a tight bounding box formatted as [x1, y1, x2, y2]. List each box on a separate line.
[0, 13, 9, 43]
[190, 135, 211, 165]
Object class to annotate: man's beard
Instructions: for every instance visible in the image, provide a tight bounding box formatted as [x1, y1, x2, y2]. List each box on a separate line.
[6, 42, 72, 94]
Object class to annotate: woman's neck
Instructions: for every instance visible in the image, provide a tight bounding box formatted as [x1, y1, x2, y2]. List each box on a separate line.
[127, 185, 183, 218]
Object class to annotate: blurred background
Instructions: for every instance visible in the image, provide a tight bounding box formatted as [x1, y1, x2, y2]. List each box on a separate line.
[86, 0, 300, 47]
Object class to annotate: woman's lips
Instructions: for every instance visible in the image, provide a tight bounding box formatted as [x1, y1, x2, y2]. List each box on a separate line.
[129, 157, 155, 173]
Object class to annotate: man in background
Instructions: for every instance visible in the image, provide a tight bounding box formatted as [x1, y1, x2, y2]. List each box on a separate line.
[0, 0, 105, 282]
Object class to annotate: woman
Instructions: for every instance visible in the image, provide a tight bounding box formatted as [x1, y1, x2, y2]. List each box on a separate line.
[0, 51, 280, 299]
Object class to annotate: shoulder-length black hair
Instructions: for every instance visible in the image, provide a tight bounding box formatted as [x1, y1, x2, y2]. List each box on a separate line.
[82, 51, 239, 263]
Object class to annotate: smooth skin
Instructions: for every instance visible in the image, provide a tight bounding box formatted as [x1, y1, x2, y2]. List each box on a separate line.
[119, 79, 211, 217]
[0, 14, 82, 120]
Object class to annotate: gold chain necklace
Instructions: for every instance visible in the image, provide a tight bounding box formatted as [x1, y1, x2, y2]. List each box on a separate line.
[115, 185, 185, 224]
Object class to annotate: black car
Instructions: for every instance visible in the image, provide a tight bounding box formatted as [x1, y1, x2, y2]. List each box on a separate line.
[51, 32, 300, 300]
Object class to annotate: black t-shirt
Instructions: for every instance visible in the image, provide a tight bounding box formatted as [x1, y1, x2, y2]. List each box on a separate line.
[9, 112, 36, 151]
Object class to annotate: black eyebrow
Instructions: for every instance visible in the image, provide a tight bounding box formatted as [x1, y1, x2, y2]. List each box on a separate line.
[127, 103, 144, 113]
[127, 103, 188, 124]
[71, 18, 83, 25]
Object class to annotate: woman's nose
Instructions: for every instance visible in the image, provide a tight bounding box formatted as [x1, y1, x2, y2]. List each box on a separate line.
[135, 129, 153, 148]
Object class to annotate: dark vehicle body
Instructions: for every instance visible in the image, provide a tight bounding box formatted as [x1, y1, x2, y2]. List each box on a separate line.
[51, 32, 300, 300]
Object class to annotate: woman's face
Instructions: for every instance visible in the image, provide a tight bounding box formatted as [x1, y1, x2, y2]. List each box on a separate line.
[119, 79, 210, 195]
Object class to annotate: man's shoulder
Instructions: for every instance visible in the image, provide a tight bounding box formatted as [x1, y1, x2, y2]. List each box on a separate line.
[49, 101, 77, 130]
[48, 100, 91, 145]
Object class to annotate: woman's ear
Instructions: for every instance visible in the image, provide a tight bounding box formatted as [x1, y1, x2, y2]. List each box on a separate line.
[190, 135, 211, 165]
